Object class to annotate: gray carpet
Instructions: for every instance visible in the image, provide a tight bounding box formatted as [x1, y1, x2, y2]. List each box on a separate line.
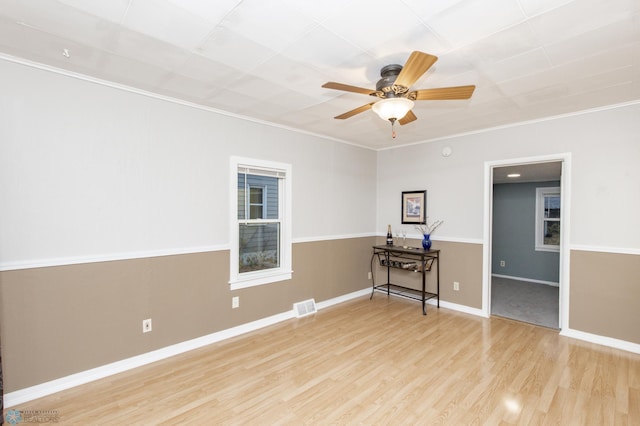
[491, 276, 559, 329]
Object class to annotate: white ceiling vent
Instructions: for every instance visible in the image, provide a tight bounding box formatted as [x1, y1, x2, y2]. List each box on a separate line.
[293, 299, 317, 318]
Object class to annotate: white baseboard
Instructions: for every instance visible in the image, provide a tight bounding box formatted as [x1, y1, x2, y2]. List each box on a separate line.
[560, 328, 640, 355]
[9, 287, 637, 407]
[427, 298, 487, 318]
[376, 292, 640, 354]
[316, 288, 370, 309]
[3, 288, 370, 408]
[373, 289, 486, 318]
[492, 273, 559, 287]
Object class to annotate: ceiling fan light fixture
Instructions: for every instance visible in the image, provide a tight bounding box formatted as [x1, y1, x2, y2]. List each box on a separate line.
[371, 97, 414, 122]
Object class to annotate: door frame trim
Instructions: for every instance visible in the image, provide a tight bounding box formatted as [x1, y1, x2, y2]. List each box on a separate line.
[482, 153, 571, 331]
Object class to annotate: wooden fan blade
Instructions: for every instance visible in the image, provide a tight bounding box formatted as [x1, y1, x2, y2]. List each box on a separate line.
[322, 82, 378, 96]
[334, 102, 375, 119]
[393, 51, 438, 89]
[410, 85, 476, 100]
[399, 110, 417, 125]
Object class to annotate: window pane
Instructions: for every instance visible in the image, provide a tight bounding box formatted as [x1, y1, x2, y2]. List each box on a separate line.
[249, 187, 264, 219]
[544, 195, 560, 219]
[263, 179, 278, 220]
[239, 174, 279, 220]
[543, 220, 560, 245]
[249, 187, 263, 204]
[237, 173, 246, 220]
[239, 223, 280, 273]
[249, 205, 263, 219]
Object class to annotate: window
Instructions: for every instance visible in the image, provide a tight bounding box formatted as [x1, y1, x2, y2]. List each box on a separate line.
[535, 187, 560, 252]
[248, 185, 265, 219]
[230, 157, 292, 290]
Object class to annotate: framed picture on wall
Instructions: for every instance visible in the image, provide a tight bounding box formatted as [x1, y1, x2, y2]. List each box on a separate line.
[401, 190, 426, 224]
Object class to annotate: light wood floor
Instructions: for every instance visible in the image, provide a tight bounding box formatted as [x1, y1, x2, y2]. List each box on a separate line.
[8, 296, 640, 425]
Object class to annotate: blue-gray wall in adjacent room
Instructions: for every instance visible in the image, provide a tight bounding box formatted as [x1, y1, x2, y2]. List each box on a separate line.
[492, 181, 560, 283]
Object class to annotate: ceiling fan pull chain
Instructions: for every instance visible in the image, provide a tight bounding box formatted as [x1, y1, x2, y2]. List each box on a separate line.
[390, 118, 397, 139]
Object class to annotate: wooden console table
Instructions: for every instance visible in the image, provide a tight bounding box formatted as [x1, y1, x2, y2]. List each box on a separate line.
[370, 245, 440, 315]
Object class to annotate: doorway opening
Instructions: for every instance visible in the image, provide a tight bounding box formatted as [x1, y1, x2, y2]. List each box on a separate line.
[482, 155, 571, 331]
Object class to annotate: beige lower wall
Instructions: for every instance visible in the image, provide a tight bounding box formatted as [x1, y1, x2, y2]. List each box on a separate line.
[0, 237, 375, 392]
[1, 239, 637, 394]
[437, 240, 484, 309]
[569, 250, 640, 345]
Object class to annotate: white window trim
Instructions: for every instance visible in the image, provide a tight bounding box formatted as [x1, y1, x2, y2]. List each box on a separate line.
[535, 186, 560, 252]
[229, 156, 292, 290]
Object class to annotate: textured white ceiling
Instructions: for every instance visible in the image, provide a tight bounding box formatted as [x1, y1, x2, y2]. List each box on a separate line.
[1, 0, 639, 149]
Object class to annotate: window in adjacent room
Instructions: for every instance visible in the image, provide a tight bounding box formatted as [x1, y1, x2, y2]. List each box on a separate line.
[535, 186, 560, 252]
[248, 185, 266, 219]
[230, 157, 292, 290]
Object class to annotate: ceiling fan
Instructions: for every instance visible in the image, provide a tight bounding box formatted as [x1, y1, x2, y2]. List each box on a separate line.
[322, 51, 475, 138]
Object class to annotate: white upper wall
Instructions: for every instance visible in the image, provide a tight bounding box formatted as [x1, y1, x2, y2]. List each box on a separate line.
[377, 101, 640, 252]
[0, 60, 377, 268]
[3, 57, 638, 269]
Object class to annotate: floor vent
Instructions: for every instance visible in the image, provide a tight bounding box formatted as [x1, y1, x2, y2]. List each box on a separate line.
[293, 299, 317, 318]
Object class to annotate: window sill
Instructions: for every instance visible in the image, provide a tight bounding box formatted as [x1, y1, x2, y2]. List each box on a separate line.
[229, 270, 293, 290]
[535, 245, 560, 253]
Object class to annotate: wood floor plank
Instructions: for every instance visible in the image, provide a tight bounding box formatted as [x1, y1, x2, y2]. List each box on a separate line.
[629, 387, 640, 424]
[7, 296, 640, 425]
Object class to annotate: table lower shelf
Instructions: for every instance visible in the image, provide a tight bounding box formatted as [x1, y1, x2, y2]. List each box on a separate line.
[372, 283, 437, 303]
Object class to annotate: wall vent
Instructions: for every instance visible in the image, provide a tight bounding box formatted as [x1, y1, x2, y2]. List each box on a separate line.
[293, 299, 317, 318]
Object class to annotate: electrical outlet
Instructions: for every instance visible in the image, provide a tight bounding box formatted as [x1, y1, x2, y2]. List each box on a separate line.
[367, 271, 372, 280]
[142, 318, 152, 333]
[500, 260, 506, 267]
[453, 281, 460, 291]
[232, 296, 240, 309]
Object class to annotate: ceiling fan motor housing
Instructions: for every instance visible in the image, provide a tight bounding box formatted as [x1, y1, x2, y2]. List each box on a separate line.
[376, 64, 405, 96]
